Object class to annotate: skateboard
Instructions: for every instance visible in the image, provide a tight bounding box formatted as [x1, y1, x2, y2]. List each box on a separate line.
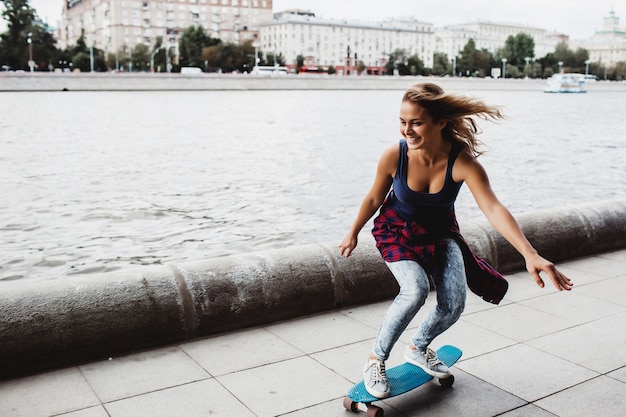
[343, 345, 462, 417]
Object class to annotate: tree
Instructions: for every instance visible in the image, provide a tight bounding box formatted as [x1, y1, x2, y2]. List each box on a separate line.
[407, 54, 424, 76]
[130, 43, 150, 71]
[178, 25, 219, 68]
[385, 48, 408, 75]
[0, 0, 35, 69]
[539, 42, 588, 75]
[431, 52, 450, 76]
[296, 54, 305, 73]
[502, 33, 535, 69]
[201, 44, 220, 71]
[607, 61, 626, 81]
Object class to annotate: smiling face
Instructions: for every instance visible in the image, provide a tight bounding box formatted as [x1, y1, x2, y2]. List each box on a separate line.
[399, 100, 446, 151]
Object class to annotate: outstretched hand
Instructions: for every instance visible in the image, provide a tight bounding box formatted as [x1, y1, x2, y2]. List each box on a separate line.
[339, 234, 358, 258]
[525, 253, 573, 291]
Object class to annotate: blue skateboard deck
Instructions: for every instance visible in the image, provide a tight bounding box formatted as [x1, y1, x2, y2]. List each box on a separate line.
[344, 345, 462, 415]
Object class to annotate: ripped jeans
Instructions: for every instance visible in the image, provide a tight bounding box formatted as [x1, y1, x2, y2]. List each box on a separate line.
[372, 238, 467, 361]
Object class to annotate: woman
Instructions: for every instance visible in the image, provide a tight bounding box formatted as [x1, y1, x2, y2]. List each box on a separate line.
[339, 83, 573, 399]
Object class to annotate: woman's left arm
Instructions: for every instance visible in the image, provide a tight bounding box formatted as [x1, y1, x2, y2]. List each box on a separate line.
[457, 154, 573, 291]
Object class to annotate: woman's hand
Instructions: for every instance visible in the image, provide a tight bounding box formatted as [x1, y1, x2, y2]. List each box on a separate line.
[339, 234, 358, 258]
[525, 252, 574, 291]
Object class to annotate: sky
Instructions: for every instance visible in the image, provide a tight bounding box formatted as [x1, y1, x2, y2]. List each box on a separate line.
[8, 0, 625, 40]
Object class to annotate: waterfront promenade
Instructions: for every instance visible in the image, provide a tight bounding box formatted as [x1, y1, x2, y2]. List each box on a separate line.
[2, 71, 626, 92]
[1, 248, 625, 417]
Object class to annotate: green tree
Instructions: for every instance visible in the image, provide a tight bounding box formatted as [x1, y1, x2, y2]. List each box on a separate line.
[540, 42, 577, 74]
[72, 51, 91, 72]
[201, 44, 220, 71]
[0, 0, 36, 69]
[385, 48, 407, 75]
[407, 54, 424, 76]
[431, 52, 450, 76]
[457, 38, 478, 75]
[607, 61, 626, 81]
[296, 54, 305, 73]
[178, 25, 219, 68]
[151, 36, 168, 72]
[130, 43, 150, 71]
[502, 33, 535, 69]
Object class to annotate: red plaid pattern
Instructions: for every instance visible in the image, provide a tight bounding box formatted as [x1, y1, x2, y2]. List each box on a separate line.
[372, 201, 508, 305]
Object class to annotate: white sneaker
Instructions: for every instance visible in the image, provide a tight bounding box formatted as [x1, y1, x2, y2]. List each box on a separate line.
[404, 346, 451, 379]
[362, 358, 390, 398]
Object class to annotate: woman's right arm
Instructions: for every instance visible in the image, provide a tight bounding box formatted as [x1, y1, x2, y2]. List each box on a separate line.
[339, 145, 397, 257]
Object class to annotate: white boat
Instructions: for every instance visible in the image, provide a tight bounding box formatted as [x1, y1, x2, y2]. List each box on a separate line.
[543, 73, 587, 93]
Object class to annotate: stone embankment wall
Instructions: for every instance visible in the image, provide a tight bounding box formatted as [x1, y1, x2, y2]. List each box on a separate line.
[2, 72, 626, 92]
[1, 199, 625, 379]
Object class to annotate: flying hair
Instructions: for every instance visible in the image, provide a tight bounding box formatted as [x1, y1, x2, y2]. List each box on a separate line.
[401, 83, 504, 156]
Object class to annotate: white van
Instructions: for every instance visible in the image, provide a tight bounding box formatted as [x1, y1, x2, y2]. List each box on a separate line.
[180, 67, 203, 74]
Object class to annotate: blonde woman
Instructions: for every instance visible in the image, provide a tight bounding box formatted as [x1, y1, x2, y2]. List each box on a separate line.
[339, 83, 573, 399]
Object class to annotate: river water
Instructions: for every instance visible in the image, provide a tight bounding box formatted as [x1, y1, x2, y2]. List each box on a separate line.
[1, 84, 625, 282]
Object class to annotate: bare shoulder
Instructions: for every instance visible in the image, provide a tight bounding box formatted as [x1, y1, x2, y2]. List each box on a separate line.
[452, 148, 488, 183]
[378, 142, 400, 175]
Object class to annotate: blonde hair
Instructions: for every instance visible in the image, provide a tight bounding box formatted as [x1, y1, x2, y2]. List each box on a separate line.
[402, 83, 503, 156]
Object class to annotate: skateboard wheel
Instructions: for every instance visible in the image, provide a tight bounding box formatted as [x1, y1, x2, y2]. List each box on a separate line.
[439, 374, 455, 387]
[343, 397, 358, 412]
[366, 404, 384, 417]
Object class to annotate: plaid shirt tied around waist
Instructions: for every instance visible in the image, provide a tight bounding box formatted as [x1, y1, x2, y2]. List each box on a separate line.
[372, 202, 508, 305]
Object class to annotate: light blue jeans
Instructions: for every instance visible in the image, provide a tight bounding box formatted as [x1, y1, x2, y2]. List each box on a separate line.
[373, 239, 467, 361]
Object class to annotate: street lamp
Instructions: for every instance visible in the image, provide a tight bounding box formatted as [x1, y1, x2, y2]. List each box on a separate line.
[451, 57, 456, 77]
[501, 58, 507, 79]
[584, 59, 590, 76]
[558, 61, 563, 73]
[524, 56, 530, 78]
[27, 32, 33, 72]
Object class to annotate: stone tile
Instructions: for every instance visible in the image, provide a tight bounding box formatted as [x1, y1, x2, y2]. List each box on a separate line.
[265, 310, 377, 354]
[520, 291, 624, 325]
[462, 303, 575, 342]
[311, 338, 407, 384]
[180, 327, 303, 376]
[550, 265, 608, 287]
[535, 376, 626, 417]
[104, 379, 254, 417]
[339, 300, 394, 329]
[502, 270, 561, 303]
[382, 368, 526, 417]
[575, 276, 626, 307]
[598, 249, 626, 263]
[281, 398, 376, 417]
[457, 344, 597, 402]
[608, 366, 626, 383]
[528, 312, 626, 374]
[559, 256, 626, 279]
[217, 356, 350, 417]
[80, 346, 210, 402]
[57, 406, 110, 417]
[421, 318, 517, 360]
[0, 367, 99, 417]
[498, 404, 558, 417]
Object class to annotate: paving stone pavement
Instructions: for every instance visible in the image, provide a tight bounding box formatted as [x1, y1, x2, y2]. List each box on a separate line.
[1, 249, 624, 417]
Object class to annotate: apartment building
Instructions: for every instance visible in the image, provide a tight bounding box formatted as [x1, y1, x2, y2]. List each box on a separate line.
[58, 0, 273, 57]
[572, 9, 626, 67]
[259, 11, 435, 74]
[435, 20, 566, 63]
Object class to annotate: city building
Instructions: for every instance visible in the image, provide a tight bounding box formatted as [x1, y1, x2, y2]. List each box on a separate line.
[435, 20, 566, 63]
[58, 0, 273, 62]
[572, 9, 626, 68]
[258, 10, 435, 74]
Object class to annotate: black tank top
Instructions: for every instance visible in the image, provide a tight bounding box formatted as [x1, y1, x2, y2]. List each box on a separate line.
[388, 139, 464, 222]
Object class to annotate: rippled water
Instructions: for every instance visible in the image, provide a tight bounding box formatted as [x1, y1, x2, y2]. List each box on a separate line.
[1, 86, 624, 282]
